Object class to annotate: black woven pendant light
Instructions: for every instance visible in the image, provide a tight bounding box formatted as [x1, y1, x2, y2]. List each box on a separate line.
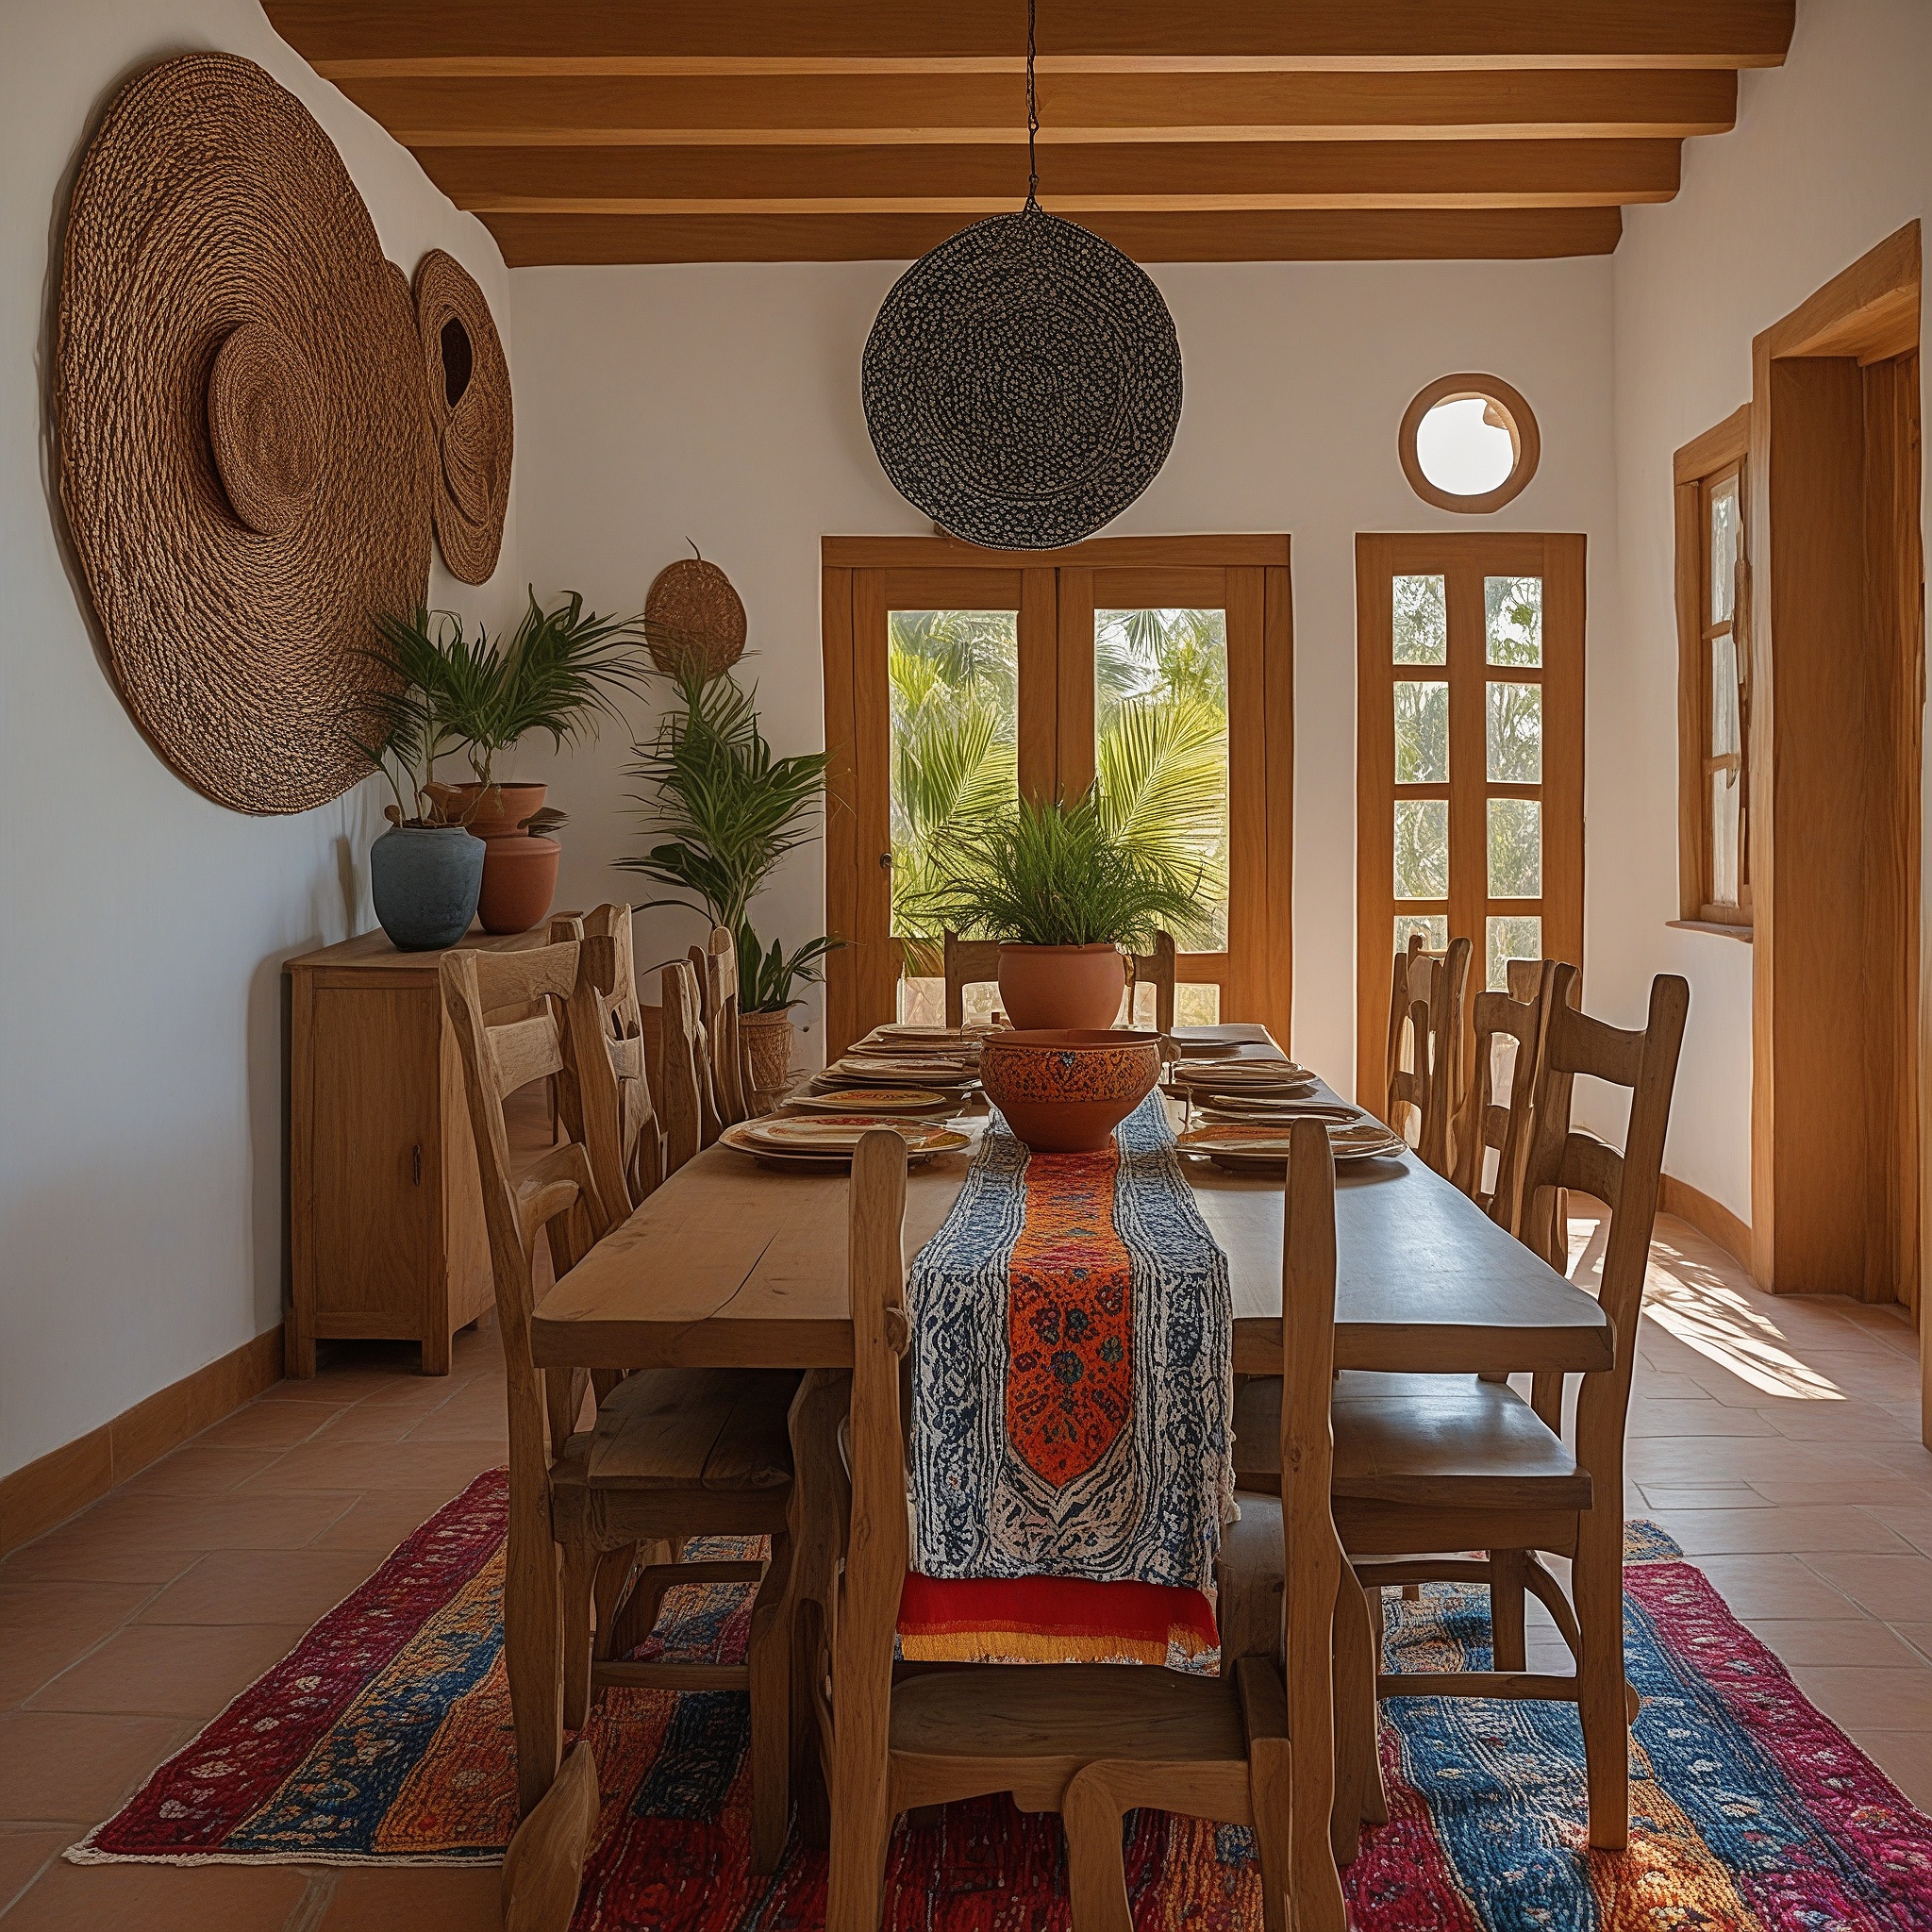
[861, 0, 1182, 550]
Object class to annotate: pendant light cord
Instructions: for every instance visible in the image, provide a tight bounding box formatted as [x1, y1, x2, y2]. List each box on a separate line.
[1024, 0, 1040, 210]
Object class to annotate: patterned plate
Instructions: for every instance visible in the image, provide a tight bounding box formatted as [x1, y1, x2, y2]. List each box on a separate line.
[736, 1115, 972, 1154]
[832, 1056, 980, 1084]
[1177, 1120, 1405, 1166]
[787, 1087, 961, 1116]
[1171, 1058, 1313, 1088]
[870, 1025, 990, 1047]
[1196, 1100, 1360, 1124]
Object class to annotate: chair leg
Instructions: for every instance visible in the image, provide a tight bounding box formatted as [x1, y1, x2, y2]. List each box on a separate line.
[1061, 1766, 1136, 1932]
[1574, 1511, 1629, 1851]
[1489, 1548, 1529, 1673]
[502, 1738, 600, 1932]
[825, 1611, 895, 1932]
[1331, 1565, 1386, 1847]
[505, 1507, 564, 1819]
[559, 1544, 598, 1732]
[1248, 1736, 1293, 1932]
[787, 1369, 850, 1854]
[747, 1530, 798, 1874]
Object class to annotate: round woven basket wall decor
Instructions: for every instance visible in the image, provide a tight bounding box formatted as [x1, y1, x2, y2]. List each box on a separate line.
[56, 53, 433, 815]
[861, 203, 1182, 550]
[643, 553, 747, 679]
[412, 249, 513, 584]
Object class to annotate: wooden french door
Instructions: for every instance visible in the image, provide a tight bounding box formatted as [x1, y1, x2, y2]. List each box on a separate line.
[822, 535, 1292, 1058]
[1354, 534, 1585, 1103]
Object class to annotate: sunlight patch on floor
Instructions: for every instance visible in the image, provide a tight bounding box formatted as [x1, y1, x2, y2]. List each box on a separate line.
[1565, 1215, 1843, 1401]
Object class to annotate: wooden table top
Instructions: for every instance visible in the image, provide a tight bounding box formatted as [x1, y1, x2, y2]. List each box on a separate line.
[530, 1098, 1611, 1379]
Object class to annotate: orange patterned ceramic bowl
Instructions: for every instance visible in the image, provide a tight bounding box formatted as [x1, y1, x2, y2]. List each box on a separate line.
[980, 1028, 1163, 1154]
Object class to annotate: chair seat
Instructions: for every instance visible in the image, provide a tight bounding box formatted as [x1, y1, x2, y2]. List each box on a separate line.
[564, 1367, 798, 1491]
[1234, 1372, 1591, 1512]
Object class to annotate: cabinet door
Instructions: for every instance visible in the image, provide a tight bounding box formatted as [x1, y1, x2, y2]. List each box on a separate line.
[308, 983, 439, 1333]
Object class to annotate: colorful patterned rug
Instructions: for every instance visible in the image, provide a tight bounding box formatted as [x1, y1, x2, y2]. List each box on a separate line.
[74, 1473, 1932, 1931]
[905, 1091, 1232, 1665]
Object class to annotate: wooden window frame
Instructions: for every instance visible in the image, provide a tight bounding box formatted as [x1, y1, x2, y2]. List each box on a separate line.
[821, 534, 1293, 1059]
[1354, 532, 1586, 1105]
[1674, 404, 1754, 930]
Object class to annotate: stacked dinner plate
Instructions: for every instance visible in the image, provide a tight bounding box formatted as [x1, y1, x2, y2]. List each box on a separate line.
[719, 1112, 971, 1172]
[822, 1027, 983, 1098]
[1164, 1057, 1319, 1106]
[1176, 1115, 1406, 1173]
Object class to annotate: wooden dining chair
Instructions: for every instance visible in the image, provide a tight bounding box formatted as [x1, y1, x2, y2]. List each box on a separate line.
[1224, 974, 1689, 1857]
[1449, 961, 1571, 1233]
[942, 929, 1003, 1027]
[501, 1740, 600, 1932]
[1382, 933, 1470, 1174]
[690, 924, 749, 1126]
[824, 1124, 1348, 1932]
[550, 906, 665, 1211]
[1126, 929, 1176, 1032]
[641, 958, 707, 1175]
[441, 938, 806, 1869]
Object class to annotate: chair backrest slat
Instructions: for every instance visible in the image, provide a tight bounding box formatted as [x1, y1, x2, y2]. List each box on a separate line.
[1127, 930, 1176, 1033]
[652, 959, 706, 1174]
[1451, 960, 1566, 1233]
[943, 930, 1004, 1029]
[1384, 935, 1470, 1175]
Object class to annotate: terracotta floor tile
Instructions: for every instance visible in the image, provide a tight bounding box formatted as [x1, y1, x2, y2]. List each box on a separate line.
[1788, 1665, 1932, 1733]
[1747, 1474, 1932, 1507]
[1864, 1507, 1932, 1557]
[1, 1856, 309, 1931]
[1639, 1487, 1772, 1511]
[317, 1863, 504, 1929]
[0, 1535, 200, 1588]
[1624, 1402, 1782, 1440]
[0, 1831, 74, 1915]
[1759, 1400, 1919, 1444]
[1798, 1550, 1932, 1621]
[0, 1713, 194, 1821]
[1739, 1618, 1923, 1668]
[1652, 1507, 1912, 1557]
[0, 1582, 155, 1639]
[1857, 1730, 1932, 1809]
[306, 1491, 470, 1555]
[236, 1439, 500, 1496]
[192, 1402, 339, 1450]
[116, 1446, 285, 1497]
[1689, 1555, 1863, 1620]
[302, 1405, 432, 1446]
[135, 1549, 379, 1627]
[54, 1490, 360, 1555]
[25, 1622, 308, 1719]
[400, 1408, 508, 1446]
[0, 1628, 126, 1714]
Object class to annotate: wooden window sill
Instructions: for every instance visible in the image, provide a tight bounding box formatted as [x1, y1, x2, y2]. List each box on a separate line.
[1667, 918, 1753, 941]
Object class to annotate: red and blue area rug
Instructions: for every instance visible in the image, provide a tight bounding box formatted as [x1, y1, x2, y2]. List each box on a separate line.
[72, 1472, 1932, 1929]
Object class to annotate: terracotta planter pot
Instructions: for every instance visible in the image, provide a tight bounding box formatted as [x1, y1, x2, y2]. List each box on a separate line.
[475, 832, 560, 935]
[423, 779, 548, 840]
[996, 942, 1131, 1031]
[741, 1008, 795, 1098]
[980, 1028, 1163, 1153]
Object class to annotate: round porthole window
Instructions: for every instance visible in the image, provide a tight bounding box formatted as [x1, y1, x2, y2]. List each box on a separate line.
[1398, 374, 1540, 514]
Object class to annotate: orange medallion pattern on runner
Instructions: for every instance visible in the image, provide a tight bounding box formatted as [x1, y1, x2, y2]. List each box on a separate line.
[1004, 1145, 1132, 1487]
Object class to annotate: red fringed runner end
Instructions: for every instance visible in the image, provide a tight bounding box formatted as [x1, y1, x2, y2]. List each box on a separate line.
[898, 1573, 1220, 1668]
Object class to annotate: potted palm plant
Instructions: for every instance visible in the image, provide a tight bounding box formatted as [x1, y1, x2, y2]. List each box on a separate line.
[623, 661, 840, 1091]
[904, 791, 1209, 1029]
[371, 590, 656, 933]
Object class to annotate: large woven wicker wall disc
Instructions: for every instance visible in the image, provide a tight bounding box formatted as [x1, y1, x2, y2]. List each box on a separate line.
[57, 54, 433, 815]
[411, 250, 512, 585]
[644, 556, 747, 679]
[862, 205, 1182, 551]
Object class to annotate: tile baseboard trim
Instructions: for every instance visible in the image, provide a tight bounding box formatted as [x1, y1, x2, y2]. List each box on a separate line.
[1660, 1173, 1753, 1275]
[0, 1324, 284, 1556]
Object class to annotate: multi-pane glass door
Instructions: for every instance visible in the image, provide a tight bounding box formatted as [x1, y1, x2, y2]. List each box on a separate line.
[823, 539, 1292, 1057]
[1355, 534, 1584, 1103]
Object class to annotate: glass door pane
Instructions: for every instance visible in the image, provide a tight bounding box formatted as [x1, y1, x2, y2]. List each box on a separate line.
[888, 608, 1019, 1021]
[1093, 608, 1230, 951]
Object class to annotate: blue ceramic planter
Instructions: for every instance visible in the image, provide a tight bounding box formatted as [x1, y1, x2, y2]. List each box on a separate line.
[371, 824, 485, 951]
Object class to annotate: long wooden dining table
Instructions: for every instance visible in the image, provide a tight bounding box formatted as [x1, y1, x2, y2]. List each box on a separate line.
[529, 1080, 1610, 1925]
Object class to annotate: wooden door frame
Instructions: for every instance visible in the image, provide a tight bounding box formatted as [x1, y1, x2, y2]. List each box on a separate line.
[1746, 222, 1923, 1341]
[1353, 532, 1587, 1108]
[820, 533, 1293, 1058]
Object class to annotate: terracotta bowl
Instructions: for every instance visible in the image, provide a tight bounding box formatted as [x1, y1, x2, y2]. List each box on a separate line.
[980, 1028, 1163, 1154]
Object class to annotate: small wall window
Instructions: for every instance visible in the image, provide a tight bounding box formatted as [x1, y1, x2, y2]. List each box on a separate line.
[1674, 406, 1752, 929]
[1398, 374, 1541, 514]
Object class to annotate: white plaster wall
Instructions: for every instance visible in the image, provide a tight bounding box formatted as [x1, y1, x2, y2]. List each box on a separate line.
[0, 3, 522, 1479]
[509, 254, 1618, 1086]
[1606, 0, 1932, 1226]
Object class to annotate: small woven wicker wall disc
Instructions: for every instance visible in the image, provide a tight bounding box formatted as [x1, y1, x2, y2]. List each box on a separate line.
[411, 249, 513, 584]
[862, 204, 1182, 550]
[56, 53, 433, 815]
[644, 556, 747, 679]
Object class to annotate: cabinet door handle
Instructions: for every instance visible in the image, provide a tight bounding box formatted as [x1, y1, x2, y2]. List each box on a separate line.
[411, 1143, 423, 1186]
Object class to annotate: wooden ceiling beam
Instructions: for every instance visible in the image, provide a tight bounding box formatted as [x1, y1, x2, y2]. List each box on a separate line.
[339, 68, 1737, 146]
[479, 206, 1623, 267]
[266, 0, 1794, 72]
[420, 139, 1679, 211]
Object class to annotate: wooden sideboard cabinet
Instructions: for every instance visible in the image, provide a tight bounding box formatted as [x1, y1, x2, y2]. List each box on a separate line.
[286, 924, 551, 1376]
